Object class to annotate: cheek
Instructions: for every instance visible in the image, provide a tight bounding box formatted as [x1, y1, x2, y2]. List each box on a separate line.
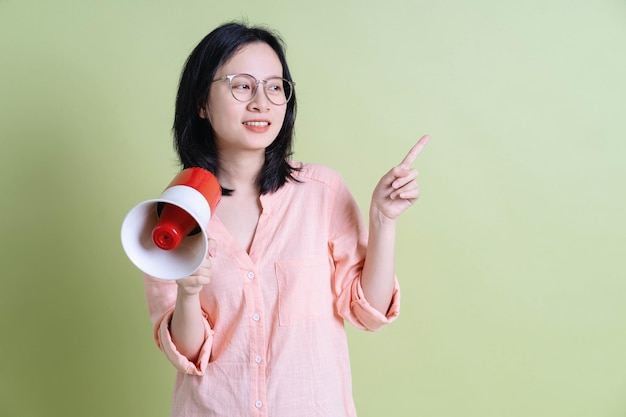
[205, 112, 226, 143]
[274, 109, 288, 131]
[206, 92, 231, 124]
[208, 105, 236, 132]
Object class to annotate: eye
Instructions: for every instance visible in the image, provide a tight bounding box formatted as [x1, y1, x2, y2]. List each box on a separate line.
[266, 79, 284, 94]
[231, 74, 256, 91]
[232, 81, 252, 91]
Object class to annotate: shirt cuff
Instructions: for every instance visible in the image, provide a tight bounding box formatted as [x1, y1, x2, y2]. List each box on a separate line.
[156, 308, 214, 375]
[351, 278, 401, 331]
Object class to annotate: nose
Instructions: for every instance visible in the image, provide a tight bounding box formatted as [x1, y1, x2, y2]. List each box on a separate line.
[248, 80, 270, 112]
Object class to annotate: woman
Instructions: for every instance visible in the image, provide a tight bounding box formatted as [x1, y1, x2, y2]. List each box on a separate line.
[143, 21, 429, 417]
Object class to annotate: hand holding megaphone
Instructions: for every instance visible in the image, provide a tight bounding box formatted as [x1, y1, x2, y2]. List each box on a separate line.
[121, 168, 221, 280]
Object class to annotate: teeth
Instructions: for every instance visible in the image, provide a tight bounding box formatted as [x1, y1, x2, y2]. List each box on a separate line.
[244, 121, 269, 127]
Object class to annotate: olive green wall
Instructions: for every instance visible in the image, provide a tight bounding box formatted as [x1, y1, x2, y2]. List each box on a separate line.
[1, 1, 625, 416]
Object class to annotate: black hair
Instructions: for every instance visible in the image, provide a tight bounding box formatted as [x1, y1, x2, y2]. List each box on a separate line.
[173, 22, 298, 196]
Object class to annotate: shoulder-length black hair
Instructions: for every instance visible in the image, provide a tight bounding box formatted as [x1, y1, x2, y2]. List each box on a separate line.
[173, 22, 298, 196]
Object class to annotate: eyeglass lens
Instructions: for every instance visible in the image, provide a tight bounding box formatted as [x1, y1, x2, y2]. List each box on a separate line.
[229, 74, 293, 105]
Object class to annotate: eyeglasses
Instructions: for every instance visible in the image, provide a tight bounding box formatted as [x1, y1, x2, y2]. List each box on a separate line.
[212, 73, 295, 106]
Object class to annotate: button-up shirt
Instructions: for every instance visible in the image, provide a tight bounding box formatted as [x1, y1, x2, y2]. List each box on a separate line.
[143, 164, 400, 417]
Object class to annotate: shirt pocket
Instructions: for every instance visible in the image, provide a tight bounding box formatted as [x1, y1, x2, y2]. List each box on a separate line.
[274, 257, 334, 326]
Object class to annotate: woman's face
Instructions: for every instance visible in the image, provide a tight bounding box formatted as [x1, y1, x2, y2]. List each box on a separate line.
[201, 42, 287, 156]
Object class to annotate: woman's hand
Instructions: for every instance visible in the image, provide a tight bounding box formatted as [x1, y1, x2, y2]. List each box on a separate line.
[370, 135, 430, 223]
[170, 238, 217, 361]
[176, 238, 217, 296]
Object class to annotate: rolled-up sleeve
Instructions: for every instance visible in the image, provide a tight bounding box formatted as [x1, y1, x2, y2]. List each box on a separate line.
[350, 276, 400, 331]
[143, 275, 214, 375]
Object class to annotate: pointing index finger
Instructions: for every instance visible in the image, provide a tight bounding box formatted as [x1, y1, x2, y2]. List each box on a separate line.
[399, 135, 430, 168]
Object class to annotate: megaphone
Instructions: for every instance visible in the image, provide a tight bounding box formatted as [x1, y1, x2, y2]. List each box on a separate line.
[121, 167, 221, 280]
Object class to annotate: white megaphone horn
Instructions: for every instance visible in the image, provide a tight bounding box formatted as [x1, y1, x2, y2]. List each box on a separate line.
[121, 167, 221, 280]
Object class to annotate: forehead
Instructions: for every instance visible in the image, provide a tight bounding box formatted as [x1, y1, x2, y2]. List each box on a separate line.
[218, 42, 283, 77]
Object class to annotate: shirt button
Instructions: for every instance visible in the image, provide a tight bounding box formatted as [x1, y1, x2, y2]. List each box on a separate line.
[255, 356, 262, 363]
[247, 271, 255, 279]
[252, 313, 260, 321]
[255, 400, 263, 408]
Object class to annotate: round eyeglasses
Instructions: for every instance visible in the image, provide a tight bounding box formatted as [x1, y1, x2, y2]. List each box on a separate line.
[212, 73, 295, 106]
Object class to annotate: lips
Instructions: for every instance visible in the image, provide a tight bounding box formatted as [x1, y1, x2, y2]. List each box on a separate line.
[243, 120, 271, 133]
[243, 121, 269, 127]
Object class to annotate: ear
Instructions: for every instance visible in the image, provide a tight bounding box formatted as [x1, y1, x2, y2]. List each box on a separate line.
[197, 99, 209, 119]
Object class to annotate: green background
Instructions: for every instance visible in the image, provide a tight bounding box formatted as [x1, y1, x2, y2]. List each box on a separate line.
[1, 1, 625, 416]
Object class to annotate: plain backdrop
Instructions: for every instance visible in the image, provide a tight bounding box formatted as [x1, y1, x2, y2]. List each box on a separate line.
[1, 1, 625, 416]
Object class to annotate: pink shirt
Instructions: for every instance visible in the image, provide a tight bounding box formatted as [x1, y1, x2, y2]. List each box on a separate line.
[143, 164, 400, 417]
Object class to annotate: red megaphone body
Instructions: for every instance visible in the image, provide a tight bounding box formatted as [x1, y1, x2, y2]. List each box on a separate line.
[121, 168, 221, 280]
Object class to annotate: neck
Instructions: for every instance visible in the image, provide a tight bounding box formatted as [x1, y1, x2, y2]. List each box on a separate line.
[217, 150, 264, 194]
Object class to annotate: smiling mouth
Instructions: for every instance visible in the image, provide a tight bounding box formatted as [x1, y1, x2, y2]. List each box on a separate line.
[243, 121, 270, 127]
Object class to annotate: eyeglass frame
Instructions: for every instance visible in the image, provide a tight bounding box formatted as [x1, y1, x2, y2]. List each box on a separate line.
[211, 73, 295, 106]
